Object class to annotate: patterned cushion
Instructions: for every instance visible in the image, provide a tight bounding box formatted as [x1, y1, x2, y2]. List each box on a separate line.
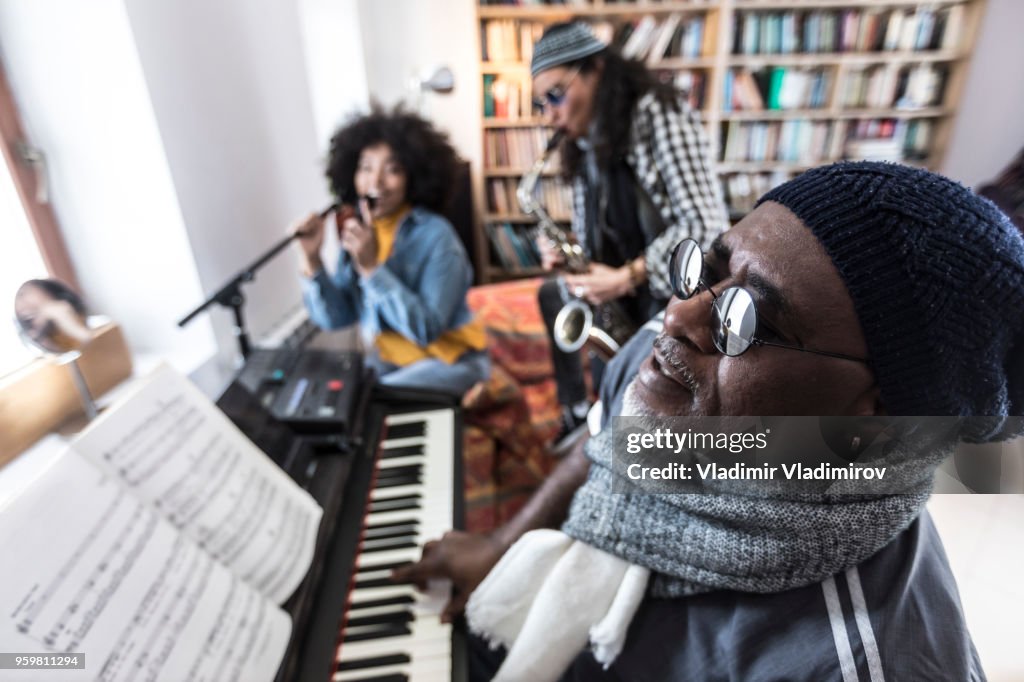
[467, 279, 554, 384]
[460, 279, 563, 532]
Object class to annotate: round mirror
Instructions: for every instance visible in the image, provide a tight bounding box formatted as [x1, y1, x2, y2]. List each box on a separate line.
[14, 278, 92, 355]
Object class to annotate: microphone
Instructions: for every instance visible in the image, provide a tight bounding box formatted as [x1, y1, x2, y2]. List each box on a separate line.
[331, 195, 380, 239]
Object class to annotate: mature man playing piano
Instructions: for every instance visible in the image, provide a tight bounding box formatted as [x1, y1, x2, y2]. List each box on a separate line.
[395, 162, 1024, 681]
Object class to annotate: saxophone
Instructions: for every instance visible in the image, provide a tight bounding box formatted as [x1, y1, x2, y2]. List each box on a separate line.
[517, 131, 636, 360]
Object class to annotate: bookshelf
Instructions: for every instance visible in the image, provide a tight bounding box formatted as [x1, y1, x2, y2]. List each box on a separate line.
[474, 0, 986, 281]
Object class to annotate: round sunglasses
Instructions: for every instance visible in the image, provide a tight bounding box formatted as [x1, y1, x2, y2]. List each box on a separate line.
[532, 65, 582, 111]
[669, 238, 868, 363]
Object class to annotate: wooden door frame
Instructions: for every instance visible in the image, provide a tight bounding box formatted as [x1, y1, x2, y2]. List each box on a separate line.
[0, 59, 79, 290]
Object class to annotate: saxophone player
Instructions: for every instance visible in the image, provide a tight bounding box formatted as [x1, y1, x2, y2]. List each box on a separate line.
[530, 22, 728, 438]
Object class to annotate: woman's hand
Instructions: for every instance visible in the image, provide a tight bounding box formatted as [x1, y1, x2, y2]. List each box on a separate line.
[290, 212, 326, 276]
[563, 263, 634, 305]
[340, 212, 379, 277]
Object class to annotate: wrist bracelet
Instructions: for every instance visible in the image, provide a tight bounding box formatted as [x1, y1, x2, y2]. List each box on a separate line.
[628, 258, 645, 289]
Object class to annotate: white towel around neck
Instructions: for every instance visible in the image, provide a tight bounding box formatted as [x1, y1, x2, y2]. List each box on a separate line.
[465, 529, 650, 682]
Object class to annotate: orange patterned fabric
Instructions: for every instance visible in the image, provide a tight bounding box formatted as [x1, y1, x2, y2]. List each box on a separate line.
[460, 279, 564, 532]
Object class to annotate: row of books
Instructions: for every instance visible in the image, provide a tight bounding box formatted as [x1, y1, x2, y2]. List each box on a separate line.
[484, 128, 560, 168]
[483, 73, 534, 120]
[841, 64, 946, 110]
[724, 67, 830, 112]
[617, 13, 715, 61]
[481, 14, 712, 65]
[722, 171, 789, 215]
[481, 19, 547, 63]
[487, 223, 542, 270]
[845, 118, 932, 161]
[732, 6, 963, 55]
[487, 177, 573, 216]
[722, 118, 839, 164]
[720, 117, 934, 165]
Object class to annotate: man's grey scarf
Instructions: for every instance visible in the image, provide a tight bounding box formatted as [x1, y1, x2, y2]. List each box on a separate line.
[561, 426, 949, 598]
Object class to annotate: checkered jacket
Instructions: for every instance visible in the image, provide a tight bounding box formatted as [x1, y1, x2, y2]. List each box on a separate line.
[570, 91, 727, 299]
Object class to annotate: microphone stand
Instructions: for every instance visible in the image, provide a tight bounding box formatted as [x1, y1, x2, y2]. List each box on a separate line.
[178, 203, 336, 360]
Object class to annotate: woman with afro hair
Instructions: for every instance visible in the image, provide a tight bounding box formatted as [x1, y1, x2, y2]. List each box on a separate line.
[291, 106, 489, 395]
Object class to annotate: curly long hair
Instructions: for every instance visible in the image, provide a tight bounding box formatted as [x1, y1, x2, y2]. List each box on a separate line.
[326, 105, 459, 213]
[553, 39, 679, 180]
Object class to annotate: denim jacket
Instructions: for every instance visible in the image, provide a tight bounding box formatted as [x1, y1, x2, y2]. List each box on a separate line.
[301, 207, 475, 346]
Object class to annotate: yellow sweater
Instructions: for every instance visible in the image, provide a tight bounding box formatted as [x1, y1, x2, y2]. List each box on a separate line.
[373, 207, 486, 365]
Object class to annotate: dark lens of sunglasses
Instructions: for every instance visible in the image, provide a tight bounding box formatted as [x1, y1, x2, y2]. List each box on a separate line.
[546, 88, 567, 107]
[670, 239, 704, 299]
[711, 287, 758, 356]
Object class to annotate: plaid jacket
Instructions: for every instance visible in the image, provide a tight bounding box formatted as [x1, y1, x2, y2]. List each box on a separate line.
[570, 91, 727, 299]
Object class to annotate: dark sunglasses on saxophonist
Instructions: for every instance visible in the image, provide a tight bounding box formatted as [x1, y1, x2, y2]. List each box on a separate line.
[532, 64, 582, 111]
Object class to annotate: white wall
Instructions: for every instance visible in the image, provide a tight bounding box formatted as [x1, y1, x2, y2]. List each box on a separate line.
[357, 0, 482, 176]
[941, 0, 1024, 188]
[0, 0, 216, 371]
[122, 0, 329, 364]
[298, 0, 371, 146]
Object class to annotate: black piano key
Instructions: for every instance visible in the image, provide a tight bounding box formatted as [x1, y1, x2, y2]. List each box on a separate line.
[356, 560, 413, 575]
[340, 674, 409, 682]
[376, 464, 423, 478]
[349, 595, 415, 611]
[370, 493, 421, 505]
[373, 476, 422, 490]
[342, 623, 412, 643]
[355, 577, 413, 590]
[361, 527, 419, 542]
[337, 653, 412, 672]
[361, 540, 418, 554]
[345, 610, 414, 628]
[365, 518, 420, 532]
[385, 421, 426, 440]
[368, 499, 421, 514]
[380, 444, 424, 460]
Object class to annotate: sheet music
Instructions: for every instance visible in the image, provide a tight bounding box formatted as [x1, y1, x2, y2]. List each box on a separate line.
[0, 452, 290, 682]
[69, 364, 322, 604]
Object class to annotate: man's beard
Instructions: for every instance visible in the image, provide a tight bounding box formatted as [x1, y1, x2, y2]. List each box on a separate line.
[621, 378, 657, 417]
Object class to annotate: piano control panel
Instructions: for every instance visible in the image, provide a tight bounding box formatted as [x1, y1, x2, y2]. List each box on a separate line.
[237, 348, 364, 434]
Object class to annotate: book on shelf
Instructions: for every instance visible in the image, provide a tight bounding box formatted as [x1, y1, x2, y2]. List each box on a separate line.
[722, 171, 790, 216]
[0, 365, 322, 681]
[841, 63, 946, 109]
[722, 118, 835, 164]
[487, 177, 572, 218]
[646, 13, 682, 65]
[483, 73, 533, 121]
[485, 127, 559, 169]
[487, 223, 541, 271]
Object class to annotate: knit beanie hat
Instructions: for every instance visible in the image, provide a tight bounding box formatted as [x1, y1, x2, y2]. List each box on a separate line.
[531, 22, 607, 77]
[758, 161, 1024, 442]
